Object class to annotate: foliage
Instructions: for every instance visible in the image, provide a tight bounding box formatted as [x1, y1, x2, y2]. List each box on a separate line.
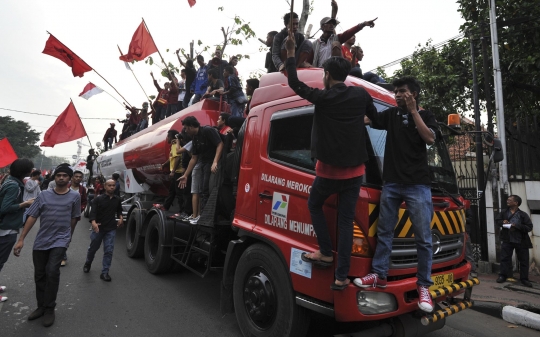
[31, 153, 69, 170]
[385, 0, 540, 122]
[458, 0, 540, 119]
[0, 116, 41, 159]
[390, 39, 474, 121]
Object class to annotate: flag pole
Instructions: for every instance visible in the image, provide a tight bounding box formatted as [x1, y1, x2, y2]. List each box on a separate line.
[101, 89, 126, 109]
[70, 98, 94, 150]
[117, 44, 152, 103]
[141, 19, 176, 86]
[46, 31, 133, 108]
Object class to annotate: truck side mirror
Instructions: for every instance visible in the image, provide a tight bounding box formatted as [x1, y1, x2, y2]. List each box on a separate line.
[492, 139, 504, 163]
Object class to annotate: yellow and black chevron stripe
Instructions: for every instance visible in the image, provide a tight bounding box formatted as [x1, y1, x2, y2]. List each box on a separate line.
[421, 301, 473, 326]
[430, 278, 480, 299]
[368, 204, 465, 238]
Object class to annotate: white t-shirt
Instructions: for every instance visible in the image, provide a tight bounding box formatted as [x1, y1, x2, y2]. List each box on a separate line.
[178, 79, 186, 101]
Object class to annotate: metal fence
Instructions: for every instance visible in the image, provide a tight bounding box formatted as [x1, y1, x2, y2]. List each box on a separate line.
[506, 116, 540, 181]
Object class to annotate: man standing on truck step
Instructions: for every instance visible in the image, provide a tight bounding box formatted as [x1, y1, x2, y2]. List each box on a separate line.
[355, 76, 438, 313]
[13, 164, 81, 327]
[84, 179, 123, 282]
[496, 195, 534, 287]
[284, 29, 376, 290]
[178, 116, 223, 224]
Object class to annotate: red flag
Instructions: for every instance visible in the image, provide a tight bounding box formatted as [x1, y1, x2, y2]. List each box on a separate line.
[41, 102, 87, 148]
[0, 138, 18, 168]
[119, 21, 158, 62]
[188, 0, 196, 7]
[42, 34, 93, 77]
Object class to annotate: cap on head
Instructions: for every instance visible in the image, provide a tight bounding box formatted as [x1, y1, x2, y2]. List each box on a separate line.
[320, 17, 339, 26]
[110, 123, 115, 126]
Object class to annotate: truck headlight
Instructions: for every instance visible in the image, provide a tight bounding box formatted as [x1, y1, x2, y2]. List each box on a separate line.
[357, 291, 397, 315]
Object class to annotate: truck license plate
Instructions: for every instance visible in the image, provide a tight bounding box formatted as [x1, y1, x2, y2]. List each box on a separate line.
[430, 273, 454, 291]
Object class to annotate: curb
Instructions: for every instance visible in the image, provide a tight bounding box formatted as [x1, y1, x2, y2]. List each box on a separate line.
[502, 306, 540, 331]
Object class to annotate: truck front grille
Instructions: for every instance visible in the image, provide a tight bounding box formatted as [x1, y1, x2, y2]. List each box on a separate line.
[389, 234, 463, 269]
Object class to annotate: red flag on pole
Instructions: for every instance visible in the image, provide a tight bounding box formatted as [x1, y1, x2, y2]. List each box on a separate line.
[119, 21, 158, 62]
[42, 34, 93, 77]
[188, 0, 196, 7]
[41, 101, 87, 148]
[0, 138, 18, 168]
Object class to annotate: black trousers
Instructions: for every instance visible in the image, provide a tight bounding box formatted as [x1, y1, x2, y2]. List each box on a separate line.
[164, 172, 184, 211]
[499, 241, 529, 280]
[33, 247, 66, 309]
[182, 174, 193, 215]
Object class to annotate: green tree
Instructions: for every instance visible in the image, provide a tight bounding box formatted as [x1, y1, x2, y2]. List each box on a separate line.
[0, 116, 41, 159]
[384, 0, 540, 122]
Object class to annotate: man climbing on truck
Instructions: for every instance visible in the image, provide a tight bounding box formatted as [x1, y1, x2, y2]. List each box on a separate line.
[285, 26, 377, 290]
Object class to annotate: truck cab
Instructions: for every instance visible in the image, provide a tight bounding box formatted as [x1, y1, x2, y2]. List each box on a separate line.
[97, 68, 477, 337]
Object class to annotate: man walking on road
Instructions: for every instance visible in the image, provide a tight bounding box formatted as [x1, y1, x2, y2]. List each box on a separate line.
[84, 179, 123, 282]
[13, 164, 81, 327]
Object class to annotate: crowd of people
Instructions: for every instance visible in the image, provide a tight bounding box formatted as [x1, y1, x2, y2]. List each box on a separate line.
[100, 0, 386, 151]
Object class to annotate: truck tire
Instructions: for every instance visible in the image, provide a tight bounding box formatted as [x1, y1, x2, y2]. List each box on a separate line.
[144, 215, 173, 274]
[126, 209, 145, 258]
[233, 244, 310, 337]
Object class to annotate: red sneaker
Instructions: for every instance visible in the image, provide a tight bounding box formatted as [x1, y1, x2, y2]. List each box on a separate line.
[153, 204, 166, 211]
[353, 273, 387, 288]
[417, 285, 434, 313]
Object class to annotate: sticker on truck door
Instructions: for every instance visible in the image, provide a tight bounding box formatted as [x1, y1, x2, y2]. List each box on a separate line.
[290, 248, 312, 279]
[271, 192, 289, 220]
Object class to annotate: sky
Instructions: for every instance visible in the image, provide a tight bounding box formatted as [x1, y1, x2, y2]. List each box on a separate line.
[0, 0, 465, 160]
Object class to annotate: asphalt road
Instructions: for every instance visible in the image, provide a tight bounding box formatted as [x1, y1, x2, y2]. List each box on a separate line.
[1, 217, 539, 337]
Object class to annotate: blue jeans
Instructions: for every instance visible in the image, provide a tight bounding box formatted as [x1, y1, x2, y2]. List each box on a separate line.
[165, 103, 178, 118]
[33, 247, 66, 309]
[86, 229, 116, 274]
[105, 138, 113, 151]
[372, 183, 434, 286]
[229, 99, 245, 117]
[0, 233, 17, 273]
[308, 176, 362, 281]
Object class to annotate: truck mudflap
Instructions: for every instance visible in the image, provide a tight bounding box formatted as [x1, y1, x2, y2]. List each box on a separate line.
[421, 278, 479, 326]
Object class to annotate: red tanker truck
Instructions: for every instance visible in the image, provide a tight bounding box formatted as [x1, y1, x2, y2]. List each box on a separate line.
[95, 69, 484, 337]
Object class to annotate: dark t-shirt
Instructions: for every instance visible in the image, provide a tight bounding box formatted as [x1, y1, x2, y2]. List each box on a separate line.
[208, 79, 224, 99]
[367, 106, 438, 185]
[90, 194, 122, 232]
[185, 68, 196, 93]
[192, 126, 222, 164]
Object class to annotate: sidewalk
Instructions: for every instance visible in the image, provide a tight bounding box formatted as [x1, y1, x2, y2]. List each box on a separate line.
[469, 271, 540, 327]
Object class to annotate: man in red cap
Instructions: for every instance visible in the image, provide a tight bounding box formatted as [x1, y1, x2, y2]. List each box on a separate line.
[102, 123, 118, 151]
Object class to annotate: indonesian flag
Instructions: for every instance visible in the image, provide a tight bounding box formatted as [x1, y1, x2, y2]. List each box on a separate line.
[73, 159, 87, 172]
[42, 34, 93, 77]
[119, 21, 158, 62]
[41, 101, 87, 147]
[188, 0, 196, 7]
[79, 82, 104, 100]
[0, 138, 18, 168]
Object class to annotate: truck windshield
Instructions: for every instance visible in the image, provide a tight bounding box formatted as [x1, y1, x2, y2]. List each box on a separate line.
[366, 101, 459, 195]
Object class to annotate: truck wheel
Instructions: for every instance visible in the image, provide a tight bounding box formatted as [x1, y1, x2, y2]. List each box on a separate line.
[144, 216, 173, 274]
[126, 210, 145, 258]
[233, 244, 310, 337]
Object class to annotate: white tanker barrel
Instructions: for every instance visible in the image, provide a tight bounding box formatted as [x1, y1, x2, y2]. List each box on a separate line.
[94, 100, 223, 197]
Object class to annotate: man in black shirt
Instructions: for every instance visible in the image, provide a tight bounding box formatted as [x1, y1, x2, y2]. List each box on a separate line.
[84, 179, 123, 281]
[178, 116, 223, 224]
[272, 11, 313, 71]
[265, 31, 278, 73]
[285, 31, 375, 291]
[203, 68, 224, 101]
[355, 76, 438, 313]
[496, 195, 533, 287]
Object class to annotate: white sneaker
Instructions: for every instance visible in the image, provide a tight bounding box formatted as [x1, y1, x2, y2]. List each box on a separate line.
[0, 296, 7, 302]
[189, 215, 200, 224]
[0, 286, 6, 293]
